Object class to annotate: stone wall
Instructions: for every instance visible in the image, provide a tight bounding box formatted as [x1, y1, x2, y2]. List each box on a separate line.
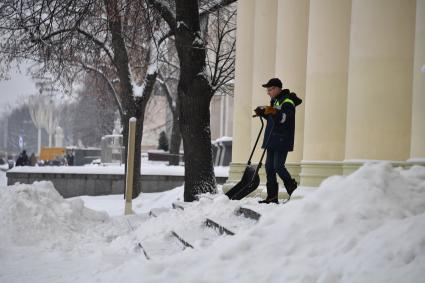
[6, 171, 228, 198]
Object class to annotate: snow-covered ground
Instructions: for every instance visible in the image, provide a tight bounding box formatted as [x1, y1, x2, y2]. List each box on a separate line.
[76, 185, 186, 216]
[0, 162, 424, 283]
[0, 170, 6, 187]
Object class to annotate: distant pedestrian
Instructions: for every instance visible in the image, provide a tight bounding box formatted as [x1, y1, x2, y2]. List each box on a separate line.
[16, 150, 30, 166]
[30, 153, 37, 166]
[66, 151, 74, 166]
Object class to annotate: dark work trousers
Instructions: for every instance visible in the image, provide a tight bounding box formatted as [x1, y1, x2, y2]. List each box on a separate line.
[265, 149, 292, 194]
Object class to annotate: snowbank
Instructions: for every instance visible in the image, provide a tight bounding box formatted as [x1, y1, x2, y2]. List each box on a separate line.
[0, 170, 6, 186]
[101, 162, 424, 283]
[77, 185, 185, 217]
[0, 181, 109, 247]
[0, 162, 424, 283]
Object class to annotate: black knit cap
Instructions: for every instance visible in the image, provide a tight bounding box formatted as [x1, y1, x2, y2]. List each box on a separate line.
[262, 78, 282, 88]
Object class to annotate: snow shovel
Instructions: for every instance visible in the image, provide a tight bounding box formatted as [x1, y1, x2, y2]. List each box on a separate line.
[226, 116, 274, 200]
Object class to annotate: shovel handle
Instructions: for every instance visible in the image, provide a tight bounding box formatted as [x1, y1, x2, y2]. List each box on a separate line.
[247, 116, 264, 165]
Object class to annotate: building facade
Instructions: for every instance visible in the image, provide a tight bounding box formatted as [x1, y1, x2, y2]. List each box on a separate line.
[210, 93, 234, 141]
[228, 0, 425, 188]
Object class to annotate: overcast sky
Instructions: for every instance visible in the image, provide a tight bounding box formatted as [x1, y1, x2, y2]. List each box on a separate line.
[0, 68, 37, 109]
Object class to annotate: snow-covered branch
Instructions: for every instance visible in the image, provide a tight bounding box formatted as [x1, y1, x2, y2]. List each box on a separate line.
[146, 0, 177, 32]
[199, 0, 237, 18]
[157, 71, 176, 115]
[80, 63, 123, 117]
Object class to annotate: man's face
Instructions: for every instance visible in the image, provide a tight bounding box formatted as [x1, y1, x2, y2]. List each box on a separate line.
[267, 86, 281, 98]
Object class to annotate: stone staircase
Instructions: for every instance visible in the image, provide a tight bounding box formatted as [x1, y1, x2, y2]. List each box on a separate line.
[135, 200, 263, 260]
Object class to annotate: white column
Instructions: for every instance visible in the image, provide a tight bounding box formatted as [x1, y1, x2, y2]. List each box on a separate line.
[410, 0, 425, 160]
[250, 0, 278, 161]
[275, 0, 310, 163]
[301, 0, 352, 186]
[345, 0, 416, 161]
[230, 0, 255, 164]
[55, 127, 64, 147]
[226, 0, 278, 191]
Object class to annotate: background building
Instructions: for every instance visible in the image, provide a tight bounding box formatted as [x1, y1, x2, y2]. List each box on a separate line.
[228, 0, 425, 188]
[210, 92, 234, 141]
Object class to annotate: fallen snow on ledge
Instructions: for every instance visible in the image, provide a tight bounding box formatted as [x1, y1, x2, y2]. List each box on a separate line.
[9, 163, 230, 177]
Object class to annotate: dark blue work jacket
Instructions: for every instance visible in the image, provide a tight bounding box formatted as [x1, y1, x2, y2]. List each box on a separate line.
[261, 89, 302, 152]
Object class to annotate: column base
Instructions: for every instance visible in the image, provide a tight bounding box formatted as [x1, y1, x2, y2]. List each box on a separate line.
[300, 161, 343, 187]
[224, 160, 425, 195]
[300, 160, 425, 187]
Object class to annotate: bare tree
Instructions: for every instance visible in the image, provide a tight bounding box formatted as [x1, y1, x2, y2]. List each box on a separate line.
[205, 5, 236, 96]
[156, 59, 181, 165]
[27, 94, 48, 155]
[148, 0, 237, 201]
[5, 104, 41, 155]
[70, 74, 116, 147]
[1, 0, 236, 201]
[153, 2, 236, 168]
[0, 0, 170, 198]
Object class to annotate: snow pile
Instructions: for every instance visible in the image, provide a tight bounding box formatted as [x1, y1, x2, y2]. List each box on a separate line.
[0, 170, 6, 186]
[0, 181, 109, 247]
[0, 163, 424, 283]
[77, 185, 185, 216]
[0, 163, 8, 171]
[102, 162, 425, 283]
[243, 162, 425, 283]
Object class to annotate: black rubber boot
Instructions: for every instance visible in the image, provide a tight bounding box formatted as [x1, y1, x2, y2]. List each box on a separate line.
[259, 182, 279, 204]
[284, 178, 298, 197]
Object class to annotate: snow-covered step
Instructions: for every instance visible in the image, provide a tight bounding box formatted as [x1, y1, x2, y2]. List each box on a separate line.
[172, 201, 188, 210]
[171, 222, 226, 249]
[170, 230, 194, 249]
[195, 194, 223, 201]
[204, 218, 235, 236]
[204, 211, 258, 235]
[149, 207, 171, 217]
[235, 207, 261, 221]
[135, 241, 151, 260]
[139, 233, 187, 259]
[241, 202, 284, 216]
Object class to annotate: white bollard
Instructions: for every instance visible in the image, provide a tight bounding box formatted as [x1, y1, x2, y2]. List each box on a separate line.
[124, 117, 137, 215]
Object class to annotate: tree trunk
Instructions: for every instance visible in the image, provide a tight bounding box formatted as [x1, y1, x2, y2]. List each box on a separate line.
[175, 0, 217, 201]
[179, 77, 217, 201]
[121, 72, 157, 198]
[105, 0, 153, 199]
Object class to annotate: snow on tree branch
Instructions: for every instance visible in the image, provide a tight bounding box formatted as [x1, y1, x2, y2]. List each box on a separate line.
[81, 64, 124, 117]
[199, 0, 238, 18]
[146, 0, 177, 32]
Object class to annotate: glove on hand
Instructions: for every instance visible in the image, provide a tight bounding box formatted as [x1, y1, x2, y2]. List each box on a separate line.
[254, 106, 266, 117]
[264, 106, 277, 115]
[254, 106, 278, 117]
